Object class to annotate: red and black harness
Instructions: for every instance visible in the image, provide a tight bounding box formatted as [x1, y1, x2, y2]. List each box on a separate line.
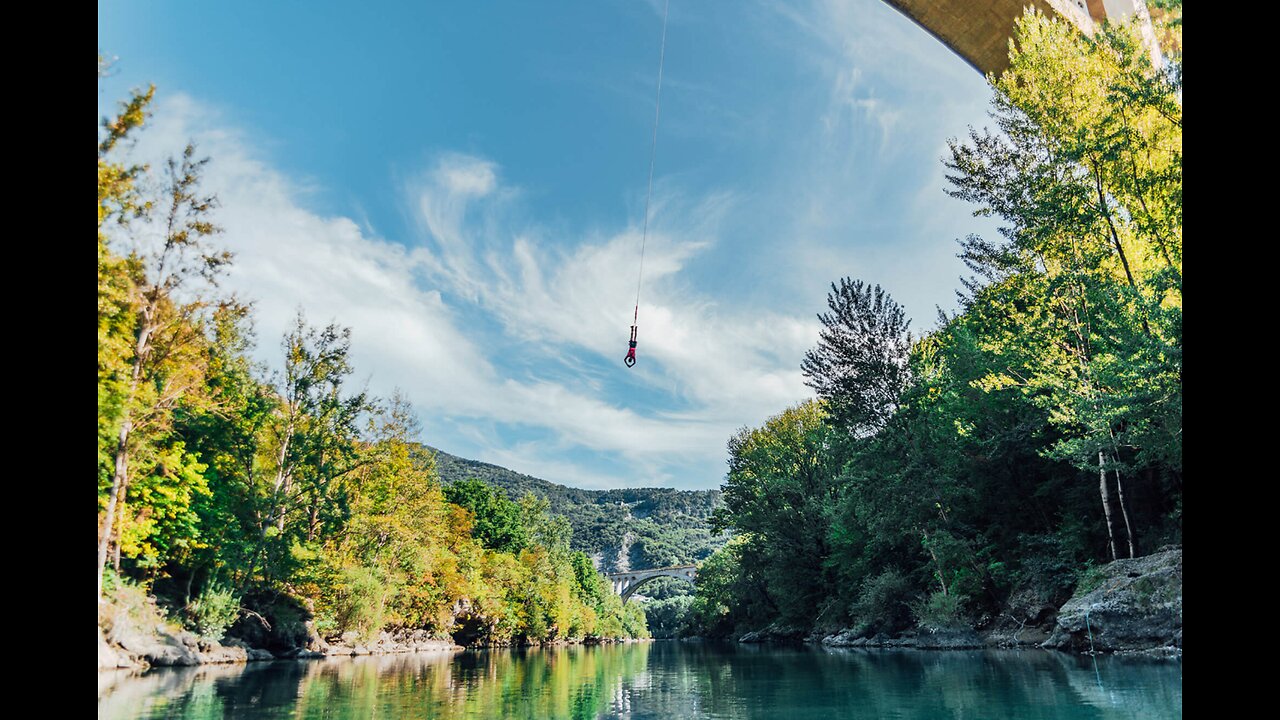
[624, 311, 638, 368]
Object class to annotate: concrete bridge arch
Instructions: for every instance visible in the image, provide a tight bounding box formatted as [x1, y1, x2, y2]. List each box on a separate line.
[883, 0, 1156, 76]
[607, 565, 697, 603]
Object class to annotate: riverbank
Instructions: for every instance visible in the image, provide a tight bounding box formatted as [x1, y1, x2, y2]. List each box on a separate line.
[98, 586, 646, 670]
[737, 547, 1182, 655]
[99, 547, 1181, 670]
[98, 620, 463, 671]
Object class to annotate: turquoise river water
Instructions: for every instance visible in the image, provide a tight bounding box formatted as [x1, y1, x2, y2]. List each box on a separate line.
[97, 642, 1182, 719]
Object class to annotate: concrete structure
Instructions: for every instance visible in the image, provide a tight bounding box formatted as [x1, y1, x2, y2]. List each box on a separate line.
[607, 565, 697, 603]
[883, 0, 1155, 76]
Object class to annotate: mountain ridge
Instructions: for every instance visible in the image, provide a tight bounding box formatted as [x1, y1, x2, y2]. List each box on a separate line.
[424, 445, 726, 573]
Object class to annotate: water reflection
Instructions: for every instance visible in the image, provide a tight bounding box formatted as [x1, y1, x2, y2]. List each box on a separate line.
[98, 643, 1181, 719]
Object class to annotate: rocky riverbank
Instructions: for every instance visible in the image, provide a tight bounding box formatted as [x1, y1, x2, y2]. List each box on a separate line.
[740, 547, 1183, 655]
[98, 623, 463, 671]
[1044, 546, 1182, 653]
[99, 582, 466, 670]
[97, 589, 643, 670]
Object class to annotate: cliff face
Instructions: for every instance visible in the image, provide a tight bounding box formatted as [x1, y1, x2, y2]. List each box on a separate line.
[1045, 547, 1182, 652]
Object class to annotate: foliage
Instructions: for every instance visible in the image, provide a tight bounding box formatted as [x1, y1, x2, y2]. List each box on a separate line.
[685, 11, 1181, 640]
[913, 591, 966, 632]
[99, 573, 179, 646]
[443, 479, 529, 554]
[947, 9, 1182, 561]
[640, 595, 694, 638]
[185, 581, 240, 641]
[713, 401, 841, 627]
[849, 569, 914, 635]
[688, 536, 771, 638]
[1074, 562, 1108, 596]
[97, 101, 233, 601]
[801, 278, 911, 437]
[117, 443, 211, 570]
[96, 76, 645, 646]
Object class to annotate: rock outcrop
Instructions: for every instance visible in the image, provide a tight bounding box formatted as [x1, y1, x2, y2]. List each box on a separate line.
[108, 622, 267, 668]
[1045, 546, 1182, 652]
[99, 628, 132, 670]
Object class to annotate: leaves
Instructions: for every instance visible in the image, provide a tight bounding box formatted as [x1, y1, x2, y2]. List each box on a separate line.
[686, 10, 1181, 638]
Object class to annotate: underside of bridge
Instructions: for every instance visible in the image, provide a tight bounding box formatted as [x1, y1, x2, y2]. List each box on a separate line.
[884, 0, 1125, 76]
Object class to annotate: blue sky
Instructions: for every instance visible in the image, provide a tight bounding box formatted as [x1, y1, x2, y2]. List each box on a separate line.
[98, 0, 999, 490]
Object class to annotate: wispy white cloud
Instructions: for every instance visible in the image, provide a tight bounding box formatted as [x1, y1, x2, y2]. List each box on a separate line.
[107, 0, 1002, 489]
[124, 95, 816, 488]
[407, 155, 815, 423]
[747, 0, 998, 326]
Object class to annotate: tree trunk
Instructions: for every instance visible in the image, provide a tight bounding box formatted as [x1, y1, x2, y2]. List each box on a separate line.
[98, 306, 155, 603]
[1114, 466, 1137, 559]
[97, 418, 131, 603]
[271, 415, 294, 533]
[1091, 162, 1151, 335]
[922, 529, 949, 596]
[1098, 451, 1118, 561]
[307, 499, 319, 543]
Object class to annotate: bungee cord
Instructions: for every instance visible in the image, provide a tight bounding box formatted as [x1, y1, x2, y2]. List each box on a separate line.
[625, 0, 670, 369]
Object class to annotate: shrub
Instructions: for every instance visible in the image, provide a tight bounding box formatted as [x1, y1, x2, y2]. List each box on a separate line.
[621, 603, 650, 639]
[186, 581, 241, 641]
[913, 591, 966, 631]
[100, 574, 173, 643]
[850, 569, 915, 634]
[333, 566, 388, 641]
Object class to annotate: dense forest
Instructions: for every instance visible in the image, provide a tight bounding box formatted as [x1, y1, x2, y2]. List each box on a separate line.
[683, 10, 1182, 640]
[97, 64, 647, 648]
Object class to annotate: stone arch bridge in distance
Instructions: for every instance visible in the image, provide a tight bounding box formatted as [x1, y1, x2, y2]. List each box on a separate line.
[607, 565, 697, 604]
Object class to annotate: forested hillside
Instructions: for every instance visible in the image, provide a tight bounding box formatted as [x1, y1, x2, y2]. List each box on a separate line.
[428, 447, 725, 572]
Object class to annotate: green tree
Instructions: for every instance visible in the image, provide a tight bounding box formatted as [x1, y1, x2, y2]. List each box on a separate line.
[318, 393, 455, 635]
[945, 10, 1182, 560]
[801, 278, 911, 438]
[445, 478, 529, 554]
[177, 306, 280, 587]
[98, 141, 231, 602]
[688, 537, 768, 637]
[520, 493, 573, 565]
[686, 11, 1181, 639]
[265, 315, 369, 548]
[713, 402, 841, 626]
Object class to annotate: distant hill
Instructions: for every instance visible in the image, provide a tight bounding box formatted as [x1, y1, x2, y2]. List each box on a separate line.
[425, 446, 726, 573]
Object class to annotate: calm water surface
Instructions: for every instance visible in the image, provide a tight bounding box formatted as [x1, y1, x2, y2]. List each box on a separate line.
[97, 642, 1182, 719]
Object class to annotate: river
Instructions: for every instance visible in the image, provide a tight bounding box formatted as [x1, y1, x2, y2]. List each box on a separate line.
[97, 642, 1182, 719]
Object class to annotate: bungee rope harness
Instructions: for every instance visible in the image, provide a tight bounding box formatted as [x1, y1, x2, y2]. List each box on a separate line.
[625, 0, 670, 368]
[625, 310, 639, 367]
